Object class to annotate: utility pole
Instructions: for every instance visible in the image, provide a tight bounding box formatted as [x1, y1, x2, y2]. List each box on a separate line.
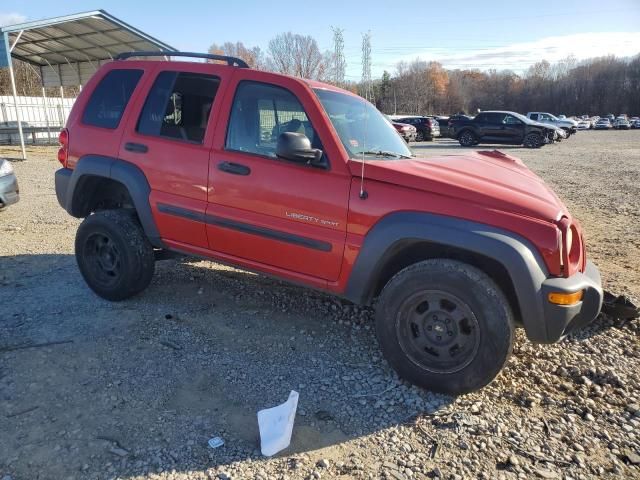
[331, 27, 346, 87]
[361, 31, 373, 102]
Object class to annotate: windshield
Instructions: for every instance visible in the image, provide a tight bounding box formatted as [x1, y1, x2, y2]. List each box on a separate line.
[313, 88, 412, 159]
[509, 111, 532, 123]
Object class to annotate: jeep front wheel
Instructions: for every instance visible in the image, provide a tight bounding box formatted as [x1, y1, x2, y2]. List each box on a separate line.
[375, 259, 514, 395]
[75, 209, 155, 301]
[458, 131, 476, 147]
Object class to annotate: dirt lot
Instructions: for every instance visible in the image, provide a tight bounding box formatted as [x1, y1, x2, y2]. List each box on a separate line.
[1, 131, 639, 480]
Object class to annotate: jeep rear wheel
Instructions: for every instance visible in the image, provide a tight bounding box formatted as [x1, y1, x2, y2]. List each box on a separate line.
[75, 209, 155, 301]
[416, 131, 425, 142]
[523, 132, 543, 148]
[458, 131, 476, 147]
[375, 259, 514, 395]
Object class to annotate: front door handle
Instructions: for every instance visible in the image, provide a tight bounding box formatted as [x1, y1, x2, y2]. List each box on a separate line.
[218, 161, 250, 176]
[125, 142, 148, 153]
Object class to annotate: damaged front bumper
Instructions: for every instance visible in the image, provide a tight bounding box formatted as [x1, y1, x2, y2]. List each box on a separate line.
[539, 260, 603, 342]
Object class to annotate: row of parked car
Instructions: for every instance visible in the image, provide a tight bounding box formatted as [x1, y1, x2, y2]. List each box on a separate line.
[389, 111, 573, 148]
[589, 115, 640, 130]
[389, 109, 638, 148]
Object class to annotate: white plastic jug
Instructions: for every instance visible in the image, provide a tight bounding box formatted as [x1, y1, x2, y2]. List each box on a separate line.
[257, 390, 299, 456]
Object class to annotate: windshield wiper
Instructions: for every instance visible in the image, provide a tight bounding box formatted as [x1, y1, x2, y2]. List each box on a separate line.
[357, 150, 412, 159]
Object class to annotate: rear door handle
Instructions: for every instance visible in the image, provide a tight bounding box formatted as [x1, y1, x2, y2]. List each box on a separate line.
[218, 161, 250, 176]
[124, 142, 148, 153]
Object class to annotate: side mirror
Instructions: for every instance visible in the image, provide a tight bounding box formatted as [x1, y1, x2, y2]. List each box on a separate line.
[276, 132, 326, 168]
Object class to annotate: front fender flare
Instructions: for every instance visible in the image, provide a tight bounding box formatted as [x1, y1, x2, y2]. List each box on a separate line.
[344, 212, 550, 343]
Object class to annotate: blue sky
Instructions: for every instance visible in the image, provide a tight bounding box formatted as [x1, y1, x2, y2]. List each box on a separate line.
[1, 0, 639, 78]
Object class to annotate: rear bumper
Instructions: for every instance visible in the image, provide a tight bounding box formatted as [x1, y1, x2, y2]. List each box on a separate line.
[538, 260, 603, 342]
[55, 167, 72, 211]
[0, 173, 20, 208]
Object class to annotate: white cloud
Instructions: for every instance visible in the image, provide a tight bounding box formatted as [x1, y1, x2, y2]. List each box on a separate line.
[398, 32, 640, 71]
[0, 12, 27, 27]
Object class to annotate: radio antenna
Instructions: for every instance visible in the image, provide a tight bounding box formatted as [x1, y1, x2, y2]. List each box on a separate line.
[359, 102, 368, 199]
[359, 31, 372, 200]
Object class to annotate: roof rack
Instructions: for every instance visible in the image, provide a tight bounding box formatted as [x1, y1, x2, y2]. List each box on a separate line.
[115, 51, 249, 68]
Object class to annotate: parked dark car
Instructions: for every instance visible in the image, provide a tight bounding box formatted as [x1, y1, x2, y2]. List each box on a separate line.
[0, 158, 20, 210]
[437, 115, 473, 138]
[393, 116, 440, 141]
[450, 111, 560, 148]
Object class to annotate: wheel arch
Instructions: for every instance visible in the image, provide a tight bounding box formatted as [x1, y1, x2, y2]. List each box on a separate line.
[344, 212, 550, 342]
[64, 155, 162, 247]
[456, 127, 475, 139]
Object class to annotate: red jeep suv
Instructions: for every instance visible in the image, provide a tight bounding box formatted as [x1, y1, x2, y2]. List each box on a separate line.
[55, 52, 603, 394]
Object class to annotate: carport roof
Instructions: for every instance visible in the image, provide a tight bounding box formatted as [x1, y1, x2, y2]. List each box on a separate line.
[0, 9, 175, 67]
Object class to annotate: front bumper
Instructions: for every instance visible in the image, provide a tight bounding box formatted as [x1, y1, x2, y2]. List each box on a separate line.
[0, 173, 20, 208]
[538, 260, 603, 342]
[401, 132, 417, 142]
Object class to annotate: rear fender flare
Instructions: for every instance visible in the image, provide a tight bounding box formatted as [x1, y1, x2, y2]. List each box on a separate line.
[64, 155, 162, 247]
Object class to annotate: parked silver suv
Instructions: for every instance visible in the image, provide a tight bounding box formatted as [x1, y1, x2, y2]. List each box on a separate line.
[0, 158, 20, 210]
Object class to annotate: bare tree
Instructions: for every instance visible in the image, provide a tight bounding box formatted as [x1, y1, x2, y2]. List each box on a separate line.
[208, 41, 265, 69]
[266, 32, 329, 80]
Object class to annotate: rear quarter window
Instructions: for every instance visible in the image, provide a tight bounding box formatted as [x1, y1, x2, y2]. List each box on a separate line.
[82, 69, 143, 129]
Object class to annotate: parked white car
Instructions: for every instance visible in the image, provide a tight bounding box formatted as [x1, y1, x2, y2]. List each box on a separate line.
[577, 120, 591, 130]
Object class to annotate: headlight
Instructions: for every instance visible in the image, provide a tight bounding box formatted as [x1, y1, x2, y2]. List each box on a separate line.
[0, 159, 14, 177]
[565, 226, 573, 255]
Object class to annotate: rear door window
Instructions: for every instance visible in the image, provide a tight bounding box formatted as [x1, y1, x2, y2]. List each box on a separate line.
[82, 69, 143, 129]
[137, 71, 220, 144]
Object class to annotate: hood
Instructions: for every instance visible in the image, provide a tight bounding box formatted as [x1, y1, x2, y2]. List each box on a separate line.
[559, 118, 578, 127]
[529, 119, 564, 133]
[349, 151, 568, 222]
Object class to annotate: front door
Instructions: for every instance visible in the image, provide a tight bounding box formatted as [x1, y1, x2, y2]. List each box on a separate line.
[206, 77, 350, 281]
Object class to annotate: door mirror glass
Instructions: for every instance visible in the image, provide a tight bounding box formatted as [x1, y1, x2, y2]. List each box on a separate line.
[276, 132, 326, 168]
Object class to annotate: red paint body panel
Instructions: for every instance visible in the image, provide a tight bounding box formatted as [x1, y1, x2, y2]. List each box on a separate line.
[64, 60, 585, 295]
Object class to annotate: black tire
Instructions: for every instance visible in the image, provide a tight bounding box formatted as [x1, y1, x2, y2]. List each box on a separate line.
[458, 130, 477, 147]
[75, 209, 155, 301]
[416, 131, 425, 142]
[523, 132, 543, 148]
[375, 259, 514, 395]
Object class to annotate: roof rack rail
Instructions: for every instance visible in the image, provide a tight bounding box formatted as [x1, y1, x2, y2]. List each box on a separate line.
[115, 51, 249, 68]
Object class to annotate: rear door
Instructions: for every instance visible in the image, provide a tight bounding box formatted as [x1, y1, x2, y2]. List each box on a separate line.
[119, 63, 233, 249]
[205, 72, 351, 281]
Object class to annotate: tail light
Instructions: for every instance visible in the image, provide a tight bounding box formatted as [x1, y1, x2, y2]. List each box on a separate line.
[425, 119, 432, 127]
[58, 129, 69, 167]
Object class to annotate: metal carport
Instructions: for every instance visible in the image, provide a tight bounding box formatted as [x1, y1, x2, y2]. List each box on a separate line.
[0, 10, 175, 159]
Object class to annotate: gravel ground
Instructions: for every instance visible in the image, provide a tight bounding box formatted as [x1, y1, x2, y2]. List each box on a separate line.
[1, 131, 639, 480]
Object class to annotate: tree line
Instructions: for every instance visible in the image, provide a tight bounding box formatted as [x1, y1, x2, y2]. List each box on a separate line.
[373, 55, 640, 116]
[2, 31, 638, 116]
[211, 37, 640, 116]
